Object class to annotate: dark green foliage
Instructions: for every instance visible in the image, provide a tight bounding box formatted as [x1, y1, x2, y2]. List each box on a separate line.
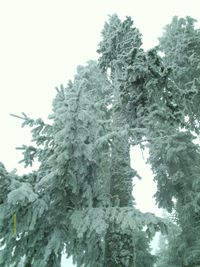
[98, 14, 183, 145]
[159, 16, 200, 133]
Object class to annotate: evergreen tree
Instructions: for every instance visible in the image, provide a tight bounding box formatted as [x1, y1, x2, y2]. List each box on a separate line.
[150, 16, 200, 266]
[0, 59, 164, 267]
[97, 14, 168, 267]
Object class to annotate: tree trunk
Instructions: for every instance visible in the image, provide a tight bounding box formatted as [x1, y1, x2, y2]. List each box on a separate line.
[104, 134, 135, 267]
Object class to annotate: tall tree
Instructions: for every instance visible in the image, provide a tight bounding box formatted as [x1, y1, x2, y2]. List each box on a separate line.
[0, 60, 164, 267]
[156, 16, 200, 267]
[97, 14, 161, 267]
[148, 16, 200, 266]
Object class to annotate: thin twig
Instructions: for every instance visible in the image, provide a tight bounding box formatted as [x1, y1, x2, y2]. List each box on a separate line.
[10, 113, 25, 120]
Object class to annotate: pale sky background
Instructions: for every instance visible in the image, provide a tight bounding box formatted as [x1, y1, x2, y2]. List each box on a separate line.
[0, 1, 200, 266]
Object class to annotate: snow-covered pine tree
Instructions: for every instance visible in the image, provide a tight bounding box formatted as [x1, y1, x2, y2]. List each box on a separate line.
[97, 14, 168, 267]
[22, 61, 112, 267]
[149, 16, 200, 266]
[1, 61, 112, 266]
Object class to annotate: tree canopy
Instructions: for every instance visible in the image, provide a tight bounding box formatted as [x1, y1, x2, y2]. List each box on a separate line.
[0, 14, 200, 267]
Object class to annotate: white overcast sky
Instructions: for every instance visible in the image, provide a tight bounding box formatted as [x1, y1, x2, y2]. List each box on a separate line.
[0, 1, 200, 265]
